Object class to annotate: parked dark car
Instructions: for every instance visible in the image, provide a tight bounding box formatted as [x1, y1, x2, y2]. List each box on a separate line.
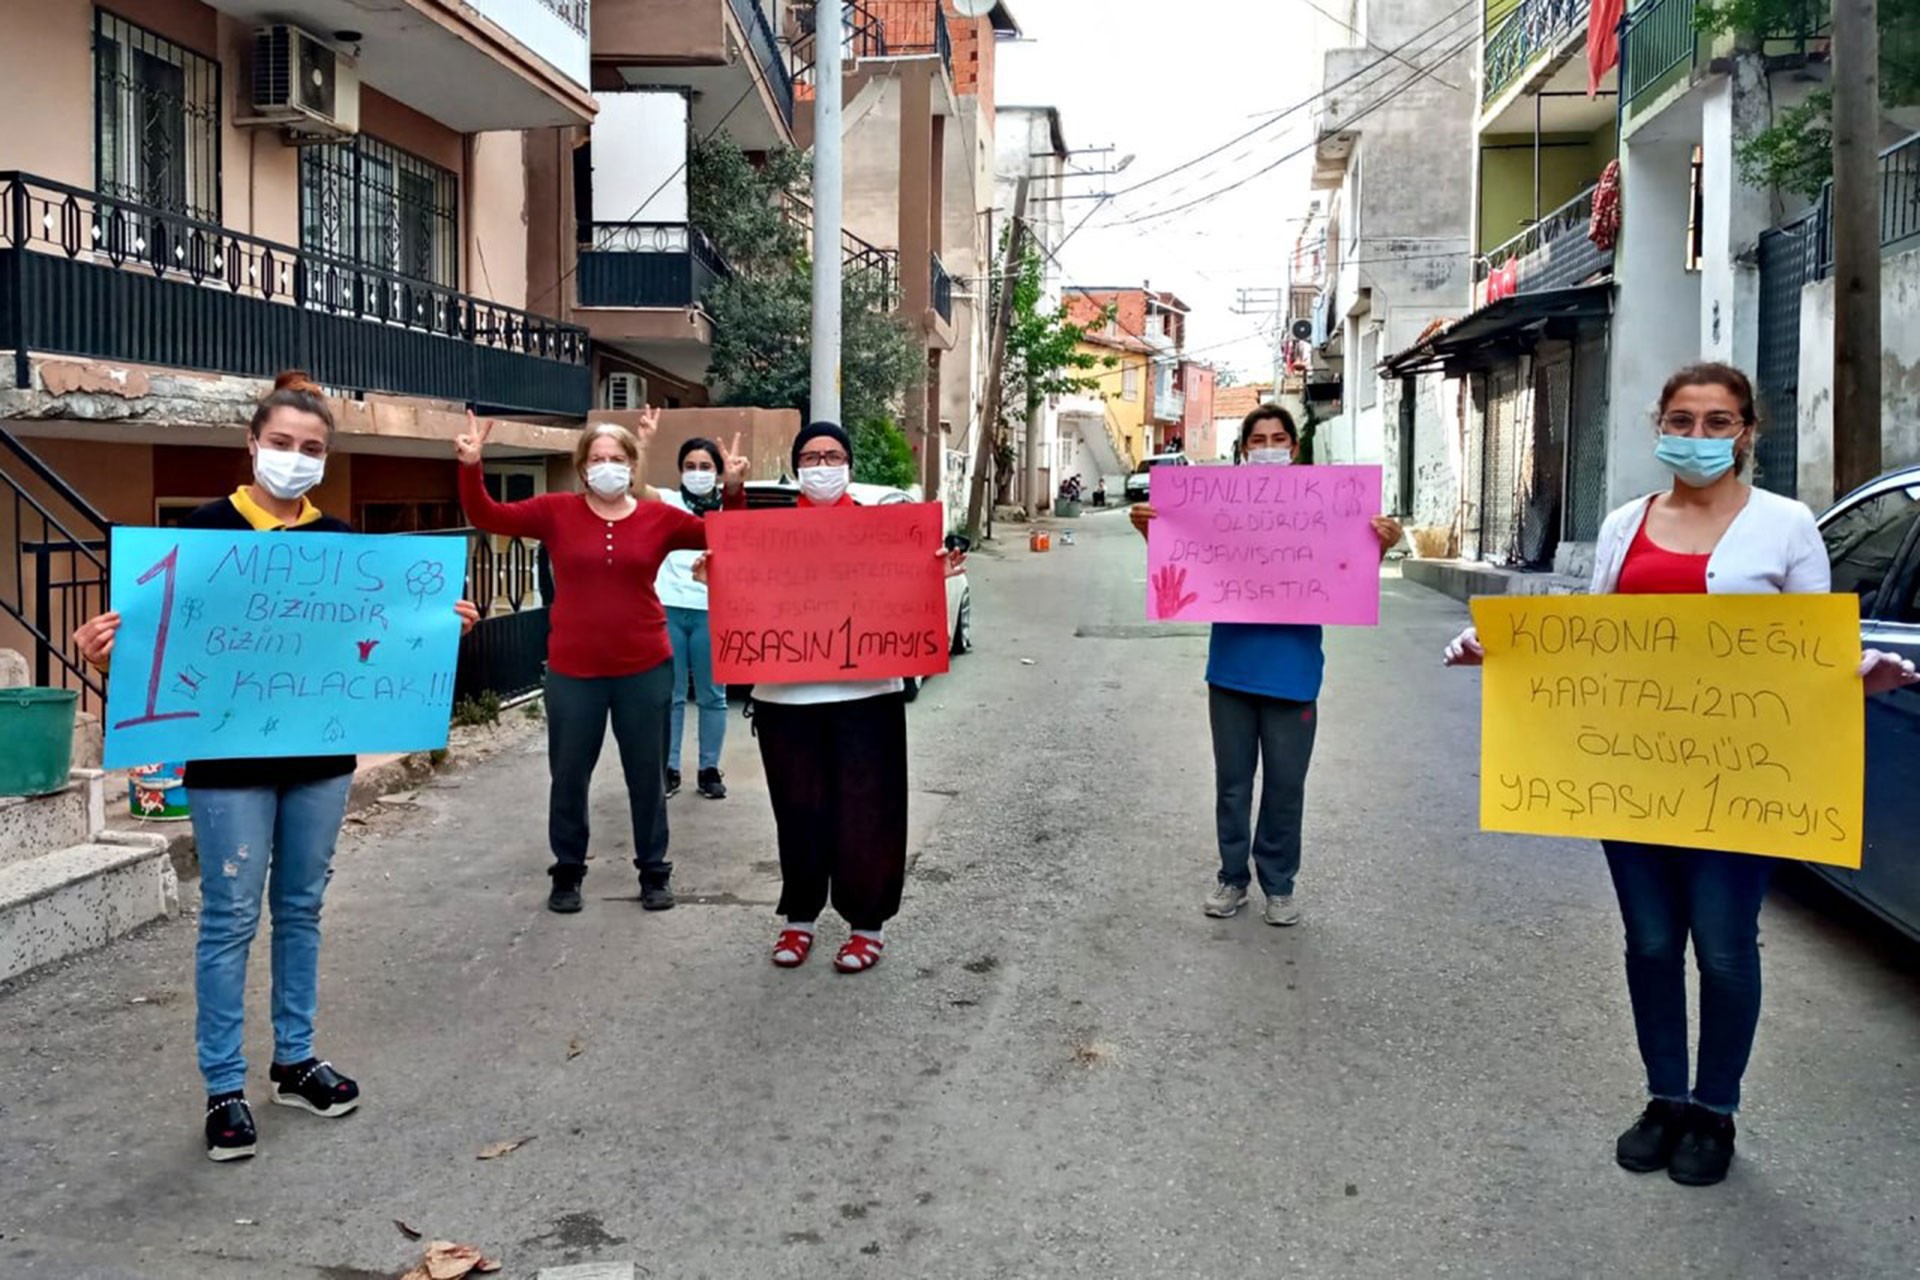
[1813, 464, 1920, 939]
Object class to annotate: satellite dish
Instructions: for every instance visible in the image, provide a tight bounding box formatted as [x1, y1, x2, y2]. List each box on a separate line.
[1291, 319, 1315, 341]
[951, 0, 997, 17]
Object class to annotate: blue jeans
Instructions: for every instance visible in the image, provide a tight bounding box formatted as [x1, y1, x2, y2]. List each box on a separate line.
[192, 775, 354, 1096]
[666, 605, 727, 772]
[1602, 841, 1778, 1114]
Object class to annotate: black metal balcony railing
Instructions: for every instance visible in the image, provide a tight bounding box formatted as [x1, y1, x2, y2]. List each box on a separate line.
[728, 0, 794, 127]
[863, 2, 954, 80]
[532, 0, 590, 36]
[0, 428, 110, 711]
[1476, 182, 1613, 295]
[576, 222, 731, 309]
[0, 172, 590, 416]
[930, 251, 953, 323]
[413, 526, 551, 704]
[1622, 0, 1699, 113]
[1482, 0, 1585, 103]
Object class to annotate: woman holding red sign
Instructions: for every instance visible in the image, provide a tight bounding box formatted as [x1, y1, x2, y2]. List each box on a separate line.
[1131, 405, 1401, 928]
[741, 422, 963, 974]
[1443, 362, 1918, 1187]
[454, 412, 747, 915]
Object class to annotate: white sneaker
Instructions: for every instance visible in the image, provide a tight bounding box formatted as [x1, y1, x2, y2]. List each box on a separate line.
[1203, 882, 1248, 918]
[1264, 894, 1301, 927]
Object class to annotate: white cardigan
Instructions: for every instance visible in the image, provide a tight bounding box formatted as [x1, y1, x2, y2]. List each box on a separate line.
[1589, 487, 1831, 596]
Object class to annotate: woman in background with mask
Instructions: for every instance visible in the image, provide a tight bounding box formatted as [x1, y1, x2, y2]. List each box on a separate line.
[456, 412, 746, 914]
[75, 371, 481, 1161]
[1444, 362, 1917, 1187]
[657, 436, 735, 800]
[1131, 405, 1402, 926]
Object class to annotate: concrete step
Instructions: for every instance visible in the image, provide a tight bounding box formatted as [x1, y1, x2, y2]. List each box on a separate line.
[0, 833, 178, 984]
[0, 770, 106, 871]
[1401, 557, 1588, 604]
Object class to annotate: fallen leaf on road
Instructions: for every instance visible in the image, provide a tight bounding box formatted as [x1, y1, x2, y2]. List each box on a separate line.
[476, 1136, 534, 1160]
[567, 1038, 585, 1060]
[400, 1239, 503, 1280]
[394, 1218, 423, 1240]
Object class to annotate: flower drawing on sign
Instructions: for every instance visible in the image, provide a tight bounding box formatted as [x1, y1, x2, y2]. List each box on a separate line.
[357, 639, 380, 663]
[404, 561, 446, 609]
[1153, 565, 1199, 618]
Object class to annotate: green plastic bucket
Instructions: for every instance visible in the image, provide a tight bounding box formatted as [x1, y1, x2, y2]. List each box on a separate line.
[0, 687, 79, 797]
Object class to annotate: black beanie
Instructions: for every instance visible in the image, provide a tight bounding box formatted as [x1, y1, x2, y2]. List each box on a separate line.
[677, 436, 722, 469]
[792, 421, 853, 473]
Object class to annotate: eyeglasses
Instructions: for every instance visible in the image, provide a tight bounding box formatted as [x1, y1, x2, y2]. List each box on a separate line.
[797, 451, 849, 467]
[1658, 412, 1745, 436]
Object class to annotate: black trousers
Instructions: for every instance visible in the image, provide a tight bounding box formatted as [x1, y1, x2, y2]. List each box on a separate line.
[545, 665, 674, 884]
[753, 694, 909, 931]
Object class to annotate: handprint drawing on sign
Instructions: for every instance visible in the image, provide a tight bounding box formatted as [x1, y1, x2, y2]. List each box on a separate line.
[404, 560, 446, 611]
[1152, 565, 1199, 618]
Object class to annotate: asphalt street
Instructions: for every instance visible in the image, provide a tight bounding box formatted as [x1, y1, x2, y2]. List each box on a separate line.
[2, 507, 1917, 1279]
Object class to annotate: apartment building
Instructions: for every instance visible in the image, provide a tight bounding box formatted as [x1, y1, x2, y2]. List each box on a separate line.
[993, 102, 1069, 513]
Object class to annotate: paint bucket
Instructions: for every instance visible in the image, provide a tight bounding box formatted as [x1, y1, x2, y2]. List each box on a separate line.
[0, 687, 78, 797]
[1029, 530, 1051, 553]
[128, 762, 192, 822]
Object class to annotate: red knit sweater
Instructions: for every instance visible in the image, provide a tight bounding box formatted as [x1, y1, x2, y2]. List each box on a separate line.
[459, 464, 718, 679]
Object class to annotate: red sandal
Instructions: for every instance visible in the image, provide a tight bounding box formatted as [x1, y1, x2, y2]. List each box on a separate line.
[833, 935, 885, 974]
[772, 928, 815, 968]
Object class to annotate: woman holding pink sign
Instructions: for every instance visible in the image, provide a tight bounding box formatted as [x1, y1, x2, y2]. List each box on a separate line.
[1131, 404, 1402, 927]
[1443, 362, 1917, 1187]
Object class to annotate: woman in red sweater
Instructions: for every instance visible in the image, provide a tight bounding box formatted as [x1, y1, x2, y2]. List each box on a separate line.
[455, 412, 746, 913]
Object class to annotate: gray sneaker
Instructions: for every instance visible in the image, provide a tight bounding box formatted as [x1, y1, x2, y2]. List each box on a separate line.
[1203, 882, 1248, 918]
[1263, 893, 1301, 927]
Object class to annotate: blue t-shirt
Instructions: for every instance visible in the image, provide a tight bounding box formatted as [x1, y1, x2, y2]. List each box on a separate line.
[1205, 622, 1325, 703]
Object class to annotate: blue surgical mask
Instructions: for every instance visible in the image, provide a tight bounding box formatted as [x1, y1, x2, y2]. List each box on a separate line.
[1655, 435, 1738, 488]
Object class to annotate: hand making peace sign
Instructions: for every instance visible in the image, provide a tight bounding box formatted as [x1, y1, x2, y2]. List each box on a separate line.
[715, 430, 750, 492]
[455, 409, 494, 466]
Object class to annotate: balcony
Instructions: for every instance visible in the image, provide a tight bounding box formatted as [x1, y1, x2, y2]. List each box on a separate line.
[859, 2, 954, 80]
[0, 172, 590, 416]
[1621, 0, 1699, 117]
[1483, 0, 1586, 107]
[1475, 182, 1613, 303]
[201, 0, 591, 129]
[930, 251, 954, 325]
[596, 0, 794, 146]
[573, 222, 730, 380]
[1153, 391, 1186, 426]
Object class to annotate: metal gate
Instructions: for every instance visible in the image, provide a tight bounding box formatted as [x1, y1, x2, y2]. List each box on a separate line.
[1521, 347, 1571, 568]
[1461, 374, 1488, 561]
[1753, 207, 1823, 497]
[1480, 363, 1528, 563]
[1564, 328, 1611, 541]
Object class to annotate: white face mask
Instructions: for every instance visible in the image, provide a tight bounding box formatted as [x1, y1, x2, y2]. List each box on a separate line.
[586, 462, 633, 498]
[253, 446, 326, 500]
[798, 464, 850, 504]
[681, 469, 718, 496]
[1246, 447, 1293, 467]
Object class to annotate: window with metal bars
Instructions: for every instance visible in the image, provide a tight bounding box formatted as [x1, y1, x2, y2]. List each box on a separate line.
[93, 9, 221, 223]
[299, 136, 459, 287]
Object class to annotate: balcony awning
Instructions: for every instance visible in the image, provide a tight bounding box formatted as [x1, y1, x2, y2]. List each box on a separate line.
[1381, 283, 1612, 376]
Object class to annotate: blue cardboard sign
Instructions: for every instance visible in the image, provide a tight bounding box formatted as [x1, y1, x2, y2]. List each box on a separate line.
[102, 528, 468, 768]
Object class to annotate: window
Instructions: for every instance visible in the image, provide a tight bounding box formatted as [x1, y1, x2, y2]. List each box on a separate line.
[355, 501, 462, 534]
[94, 10, 221, 222]
[1122, 364, 1139, 401]
[1822, 486, 1920, 608]
[301, 136, 458, 286]
[1685, 145, 1705, 272]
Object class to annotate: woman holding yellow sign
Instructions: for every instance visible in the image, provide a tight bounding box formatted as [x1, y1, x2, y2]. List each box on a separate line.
[1444, 362, 1918, 1187]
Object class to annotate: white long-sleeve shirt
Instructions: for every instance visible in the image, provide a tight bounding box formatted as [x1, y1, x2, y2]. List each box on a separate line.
[1589, 486, 1831, 596]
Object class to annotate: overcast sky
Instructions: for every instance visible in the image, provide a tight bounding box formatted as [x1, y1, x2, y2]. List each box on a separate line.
[995, 0, 1330, 385]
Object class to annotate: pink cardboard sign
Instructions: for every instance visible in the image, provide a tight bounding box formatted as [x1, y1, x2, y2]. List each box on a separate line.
[1146, 464, 1384, 626]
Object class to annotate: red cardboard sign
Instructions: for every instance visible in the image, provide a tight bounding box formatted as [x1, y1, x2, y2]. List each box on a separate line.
[708, 504, 951, 684]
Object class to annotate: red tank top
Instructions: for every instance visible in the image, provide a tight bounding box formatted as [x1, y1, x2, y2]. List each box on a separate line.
[1617, 506, 1711, 594]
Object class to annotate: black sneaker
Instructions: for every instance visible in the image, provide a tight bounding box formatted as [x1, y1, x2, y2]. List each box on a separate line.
[1669, 1107, 1737, 1186]
[205, 1093, 257, 1162]
[697, 768, 727, 800]
[1615, 1098, 1691, 1173]
[548, 872, 584, 914]
[640, 874, 676, 911]
[665, 768, 682, 798]
[270, 1058, 360, 1118]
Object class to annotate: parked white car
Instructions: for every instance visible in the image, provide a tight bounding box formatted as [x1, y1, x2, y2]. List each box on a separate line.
[1125, 451, 1190, 501]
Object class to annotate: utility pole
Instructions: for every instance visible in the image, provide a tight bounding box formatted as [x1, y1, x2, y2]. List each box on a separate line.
[967, 176, 1028, 543]
[1831, 0, 1881, 494]
[1232, 284, 1288, 401]
[810, 0, 845, 426]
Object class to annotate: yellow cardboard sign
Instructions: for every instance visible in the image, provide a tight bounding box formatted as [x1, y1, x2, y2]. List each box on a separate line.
[1471, 594, 1864, 867]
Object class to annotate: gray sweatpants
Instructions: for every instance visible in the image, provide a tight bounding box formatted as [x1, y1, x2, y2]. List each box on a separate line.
[1208, 684, 1318, 897]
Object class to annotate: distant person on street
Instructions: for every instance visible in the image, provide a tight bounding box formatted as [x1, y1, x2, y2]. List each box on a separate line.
[1444, 362, 1918, 1187]
[1131, 404, 1401, 927]
[711, 422, 964, 974]
[75, 372, 480, 1162]
[657, 437, 731, 801]
[455, 411, 746, 915]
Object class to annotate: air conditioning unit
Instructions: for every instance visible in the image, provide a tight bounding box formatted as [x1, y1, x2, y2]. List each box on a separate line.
[1290, 319, 1315, 342]
[242, 25, 359, 140]
[601, 373, 647, 410]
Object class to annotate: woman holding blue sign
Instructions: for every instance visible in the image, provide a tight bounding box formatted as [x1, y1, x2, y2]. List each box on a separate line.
[1131, 405, 1401, 929]
[454, 411, 747, 916]
[1444, 362, 1918, 1187]
[76, 372, 482, 1162]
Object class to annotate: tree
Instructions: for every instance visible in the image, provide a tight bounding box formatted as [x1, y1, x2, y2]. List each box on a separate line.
[988, 232, 1113, 498]
[689, 135, 923, 481]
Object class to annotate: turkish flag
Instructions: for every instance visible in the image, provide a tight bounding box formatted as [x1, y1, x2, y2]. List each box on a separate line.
[1589, 0, 1624, 97]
